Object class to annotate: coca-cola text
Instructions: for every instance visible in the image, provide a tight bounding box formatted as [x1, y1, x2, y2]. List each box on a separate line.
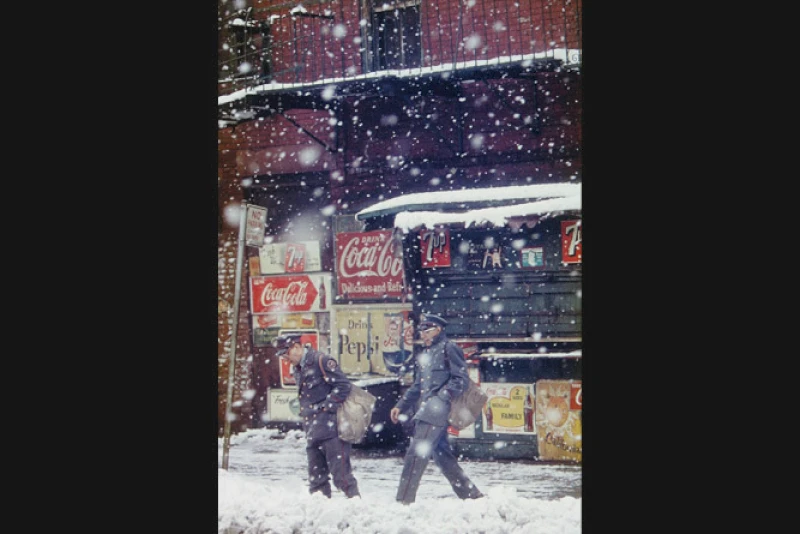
[259, 281, 310, 308]
[338, 235, 403, 278]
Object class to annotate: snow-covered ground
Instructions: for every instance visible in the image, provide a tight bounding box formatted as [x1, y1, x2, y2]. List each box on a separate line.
[219, 428, 581, 534]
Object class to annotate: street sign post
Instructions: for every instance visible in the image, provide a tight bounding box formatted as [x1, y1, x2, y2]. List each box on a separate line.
[222, 203, 266, 470]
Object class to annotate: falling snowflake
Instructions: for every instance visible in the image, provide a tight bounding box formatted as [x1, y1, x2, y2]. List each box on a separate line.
[298, 146, 322, 166]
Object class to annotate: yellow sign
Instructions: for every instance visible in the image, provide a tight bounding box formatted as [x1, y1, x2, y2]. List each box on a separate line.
[535, 380, 582, 463]
[333, 305, 413, 376]
[482, 383, 535, 434]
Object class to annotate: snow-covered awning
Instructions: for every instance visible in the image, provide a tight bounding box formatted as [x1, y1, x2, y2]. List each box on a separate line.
[354, 183, 581, 231]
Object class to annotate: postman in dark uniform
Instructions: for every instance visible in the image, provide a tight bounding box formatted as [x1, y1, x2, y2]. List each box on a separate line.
[275, 334, 361, 498]
[391, 314, 483, 504]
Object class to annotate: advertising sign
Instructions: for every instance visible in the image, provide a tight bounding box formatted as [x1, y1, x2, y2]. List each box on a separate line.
[277, 330, 319, 388]
[267, 389, 302, 422]
[285, 242, 306, 272]
[481, 383, 536, 435]
[252, 313, 316, 347]
[252, 322, 281, 348]
[250, 273, 331, 314]
[570, 382, 582, 410]
[449, 366, 481, 439]
[463, 237, 505, 270]
[458, 341, 479, 359]
[258, 241, 322, 274]
[248, 255, 262, 275]
[535, 380, 582, 462]
[335, 230, 404, 300]
[561, 219, 582, 264]
[420, 228, 451, 268]
[520, 246, 544, 269]
[333, 304, 413, 376]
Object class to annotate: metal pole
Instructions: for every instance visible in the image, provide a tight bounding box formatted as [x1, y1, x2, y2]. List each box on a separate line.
[366, 312, 372, 373]
[222, 204, 248, 470]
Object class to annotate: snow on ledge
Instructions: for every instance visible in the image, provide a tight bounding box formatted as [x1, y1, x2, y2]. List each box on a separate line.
[219, 49, 581, 106]
[350, 376, 401, 387]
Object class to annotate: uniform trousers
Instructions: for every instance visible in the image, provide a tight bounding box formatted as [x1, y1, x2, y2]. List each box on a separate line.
[396, 420, 482, 504]
[306, 435, 360, 498]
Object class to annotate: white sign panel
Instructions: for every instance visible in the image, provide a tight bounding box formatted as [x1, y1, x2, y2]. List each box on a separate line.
[245, 205, 267, 246]
[258, 241, 321, 273]
[267, 389, 302, 422]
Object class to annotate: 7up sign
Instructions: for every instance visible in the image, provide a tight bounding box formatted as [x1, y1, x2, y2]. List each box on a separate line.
[561, 219, 581, 264]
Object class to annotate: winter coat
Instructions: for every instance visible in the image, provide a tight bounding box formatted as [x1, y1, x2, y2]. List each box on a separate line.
[292, 348, 353, 441]
[394, 331, 469, 427]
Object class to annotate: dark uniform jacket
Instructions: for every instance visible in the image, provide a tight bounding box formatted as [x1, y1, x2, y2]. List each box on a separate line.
[292, 348, 352, 441]
[394, 331, 469, 427]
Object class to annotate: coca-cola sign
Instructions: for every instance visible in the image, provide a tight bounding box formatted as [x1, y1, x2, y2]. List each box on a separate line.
[250, 274, 330, 313]
[335, 230, 404, 300]
[570, 381, 582, 410]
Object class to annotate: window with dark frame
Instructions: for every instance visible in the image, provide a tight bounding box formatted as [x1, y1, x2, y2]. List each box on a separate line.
[367, 0, 421, 71]
[221, 15, 270, 82]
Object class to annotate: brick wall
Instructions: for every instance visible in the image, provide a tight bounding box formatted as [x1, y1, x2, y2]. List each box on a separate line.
[221, 0, 581, 86]
[217, 33, 581, 435]
[218, 126, 255, 435]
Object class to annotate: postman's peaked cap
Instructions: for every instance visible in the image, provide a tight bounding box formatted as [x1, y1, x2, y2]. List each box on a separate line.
[418, 314, 447, 328]
[273, 334, 303, 355]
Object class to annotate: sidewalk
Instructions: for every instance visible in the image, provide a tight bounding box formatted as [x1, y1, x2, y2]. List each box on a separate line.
[219, 428, 582, 533]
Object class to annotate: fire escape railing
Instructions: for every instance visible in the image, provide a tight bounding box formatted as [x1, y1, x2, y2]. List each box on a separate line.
[219, 0, 581, 97]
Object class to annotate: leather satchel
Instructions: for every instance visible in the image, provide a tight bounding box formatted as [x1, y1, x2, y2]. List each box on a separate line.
[443, 341, 488, 430]
[448, 378, 488, 430]
[318, 356, 376, 443]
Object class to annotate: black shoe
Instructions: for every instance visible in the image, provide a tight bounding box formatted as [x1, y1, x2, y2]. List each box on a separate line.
[469, 492, 484, 499]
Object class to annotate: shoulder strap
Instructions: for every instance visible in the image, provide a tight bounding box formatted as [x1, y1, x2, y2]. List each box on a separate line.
[317, 353, 328, 379]
[438, 342, 453, 395]
[444, 341, 471, 384]
[442, 340, 453, 369]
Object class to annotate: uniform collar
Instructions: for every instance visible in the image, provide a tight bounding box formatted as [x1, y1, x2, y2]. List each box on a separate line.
[299, 346, 311, 366]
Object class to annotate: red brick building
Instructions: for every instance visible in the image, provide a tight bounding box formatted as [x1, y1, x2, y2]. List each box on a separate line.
[218, 0, 582, 451]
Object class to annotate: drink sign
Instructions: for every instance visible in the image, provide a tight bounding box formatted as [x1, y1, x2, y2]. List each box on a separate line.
[335, 230, 404, 300]
[259, 241, 321, 273]
[535, 379, 582, 462]
[419, 228, 451, 268]
[481, 383, 535, 435]
[332, 304, 412, 376]
[561, 219, 581, 264]
[285, 243, 306, 272]
[249, 274, 331, 314]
